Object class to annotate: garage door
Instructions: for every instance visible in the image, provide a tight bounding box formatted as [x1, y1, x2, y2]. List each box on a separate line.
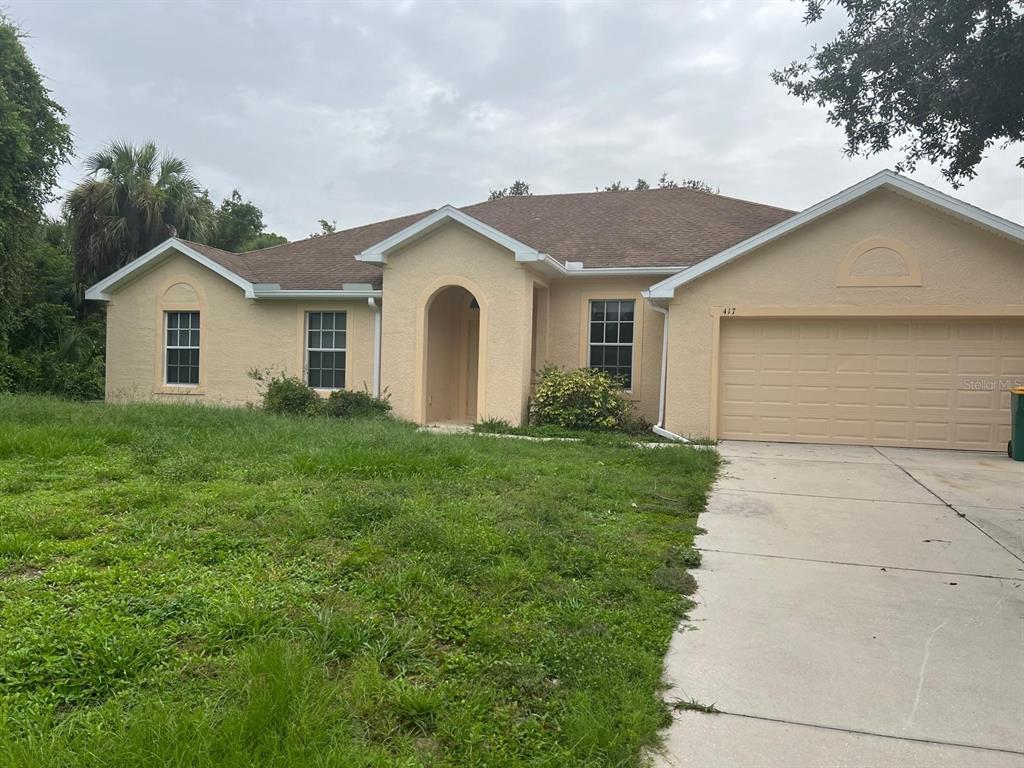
[718, 318, 1024, 450]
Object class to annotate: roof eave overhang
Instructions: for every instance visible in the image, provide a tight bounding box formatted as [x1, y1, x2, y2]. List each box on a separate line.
[645, 169, 1024, 301]
[84, 237, 257, 301]
[251, 286, 382, 300]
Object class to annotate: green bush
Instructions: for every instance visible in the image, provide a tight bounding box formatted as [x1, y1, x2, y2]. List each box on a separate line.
[0, 351, 23, 394]
[323, 388, 392, 419]
[529, 367, 630, 431]
[254, 372, 320, 416]
[1, 304, 106, 400]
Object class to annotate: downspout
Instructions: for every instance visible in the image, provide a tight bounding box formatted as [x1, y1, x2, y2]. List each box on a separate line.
[648, 301, 691, 443]
[368, 297, 382, 398]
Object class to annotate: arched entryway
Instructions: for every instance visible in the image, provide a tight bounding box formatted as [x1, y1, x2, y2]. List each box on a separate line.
[424, 285, 481, 423]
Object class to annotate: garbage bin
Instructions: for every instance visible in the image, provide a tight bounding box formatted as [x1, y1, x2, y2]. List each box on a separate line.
[1010, 386, 1024, 461]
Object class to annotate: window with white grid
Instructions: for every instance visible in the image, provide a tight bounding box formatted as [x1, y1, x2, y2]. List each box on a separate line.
[588, 299, 634, 389]
[165, 311, 200, 385]
[306, 311, 346, 389]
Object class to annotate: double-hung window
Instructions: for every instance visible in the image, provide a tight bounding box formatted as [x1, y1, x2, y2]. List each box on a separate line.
[306, 311, 346, 389]
[588, 299, 634, 389]
[165, 311, 200, 385]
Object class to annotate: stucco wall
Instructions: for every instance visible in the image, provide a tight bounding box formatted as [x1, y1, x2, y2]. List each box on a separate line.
[379, 223, 534, 424]
[662, 189, 1024, 438]
[104, 251, 376, 405]
[102, 239, 668, 423]
[544, 276, 665, 423]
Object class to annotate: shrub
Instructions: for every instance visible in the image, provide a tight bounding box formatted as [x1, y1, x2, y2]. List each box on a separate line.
[0, 351, 24, 393]
[1, 305, 106, 400]
[323, 388, 392, 420]
[529, 367, 630, 431]
[250, 370, 320, 416]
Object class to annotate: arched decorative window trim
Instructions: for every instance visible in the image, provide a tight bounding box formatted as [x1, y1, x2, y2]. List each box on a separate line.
[836, 237, 922, 287]
[153, 275, 207, 394]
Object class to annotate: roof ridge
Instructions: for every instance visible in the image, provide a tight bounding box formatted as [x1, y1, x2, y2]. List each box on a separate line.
[459, 185, 796, 213]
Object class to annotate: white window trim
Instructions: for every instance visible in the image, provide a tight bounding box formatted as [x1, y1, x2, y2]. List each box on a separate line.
[164, 310, 200, 387]
[587, 299, 636, 392]
[305, 311, 347, 391]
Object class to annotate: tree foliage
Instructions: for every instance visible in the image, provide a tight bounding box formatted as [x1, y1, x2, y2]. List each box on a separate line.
[772, 0, 1024, 185]
[0, 219, 105, 399]
[601, 173, 718, 194]
[602, 181, 631, 192]
[488, 180, 531, 199]
[0, 17, 290, 399]
[241, 232, 288, 251]
[208, 190, 263, 251]
[201, 189, 287, 252]
[64, 141, 212, 294]
[0, 14, 73, 343]
[309, 219, 337, 238]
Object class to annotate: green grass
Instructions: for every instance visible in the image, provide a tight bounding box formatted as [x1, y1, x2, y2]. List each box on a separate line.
[471, 419, 669, 443]
[0, 395, 718, 767]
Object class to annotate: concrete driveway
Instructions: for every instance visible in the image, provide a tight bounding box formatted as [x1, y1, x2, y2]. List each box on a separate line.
[656, 442, 1024, 768]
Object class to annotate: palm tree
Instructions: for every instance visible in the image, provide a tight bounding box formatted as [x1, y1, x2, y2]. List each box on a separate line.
[64, 140, 212, 297]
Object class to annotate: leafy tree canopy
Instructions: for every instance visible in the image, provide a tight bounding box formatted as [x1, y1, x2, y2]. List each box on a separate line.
[240, 232, 288, 251]
[197, 189, 288, 252]
[64, 140, 212, 295]
[772, 0, 1024, 186]
[0, 14, 73, 343]
[488, 180, 532, 199]
[208, 190, 264, 251]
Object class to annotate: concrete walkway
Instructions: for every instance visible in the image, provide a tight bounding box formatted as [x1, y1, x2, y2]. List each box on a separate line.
[656, 441, 1024, 768]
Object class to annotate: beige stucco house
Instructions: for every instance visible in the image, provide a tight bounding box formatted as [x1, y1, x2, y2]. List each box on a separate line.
[87, 170, 1024, 451]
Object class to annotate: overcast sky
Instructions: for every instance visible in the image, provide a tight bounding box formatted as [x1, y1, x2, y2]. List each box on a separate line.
[10, 0, 1023, 241]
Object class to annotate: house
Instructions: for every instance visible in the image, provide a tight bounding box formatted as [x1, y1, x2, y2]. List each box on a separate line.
[86, 170, 1024, 451]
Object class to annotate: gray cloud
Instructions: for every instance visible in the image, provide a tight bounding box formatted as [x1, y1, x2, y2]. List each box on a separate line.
[12, 0, 1023, 240]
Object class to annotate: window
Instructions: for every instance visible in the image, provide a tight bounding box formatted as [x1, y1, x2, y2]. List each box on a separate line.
[306, 311, 346, 389]
[588, 299, 634, 389]
[165, 311, 200, 385]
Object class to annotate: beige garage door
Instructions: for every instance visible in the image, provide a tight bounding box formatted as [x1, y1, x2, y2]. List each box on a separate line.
[718, 317, 1024, 451]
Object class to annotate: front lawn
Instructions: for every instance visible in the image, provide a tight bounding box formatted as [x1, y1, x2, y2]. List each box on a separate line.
[0, 395, 717, 767]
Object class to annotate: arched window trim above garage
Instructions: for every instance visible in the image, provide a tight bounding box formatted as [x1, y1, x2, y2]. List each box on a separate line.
[836, 237, 923, 287]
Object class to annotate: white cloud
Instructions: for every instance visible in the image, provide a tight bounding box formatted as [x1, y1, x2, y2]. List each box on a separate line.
[12, 0, 1022, 240]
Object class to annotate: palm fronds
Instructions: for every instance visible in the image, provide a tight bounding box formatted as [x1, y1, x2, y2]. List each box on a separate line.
[65, 140, 213, 296]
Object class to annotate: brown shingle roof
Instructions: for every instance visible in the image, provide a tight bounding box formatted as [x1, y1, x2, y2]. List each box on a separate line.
[462, 188, 794, 268]
[179, 240, 255, 277]
[189, 188, 794, 290]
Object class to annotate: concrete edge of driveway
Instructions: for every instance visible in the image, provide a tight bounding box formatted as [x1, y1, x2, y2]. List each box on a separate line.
[653, 441, 1024, 767]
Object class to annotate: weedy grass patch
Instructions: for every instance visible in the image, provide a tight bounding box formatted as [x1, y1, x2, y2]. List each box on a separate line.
[0, 394, 718, 767]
